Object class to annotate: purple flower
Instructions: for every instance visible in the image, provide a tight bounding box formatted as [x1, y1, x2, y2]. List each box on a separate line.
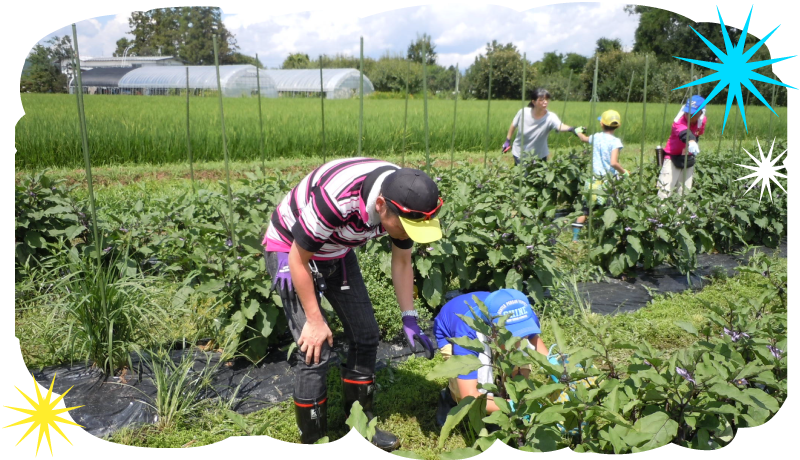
[237, 256, 242, 260]
[657, 224, 664, 228]
[78, 212, 86, 218]
[257, 198, 261, 203]
[767, 345, 783, 360]
[724, 327, 751, 342]
[476, 183, 483, 189]
[28, 191, 36, 197]
[120, 227, 128, 233]
[675, 367, 696, 384]
[526, 245, 534, 250]
[435, 177, 442, 182]
[647, 218, 658, 224]
[426, 247, 434, 252]
[502, 233, 511, 238]
[226, 239, 233, 247]
[179, 237, 185, 241]
[624, 227, 632, 231]
[643, 359, 653, 368]
[103, 246, 112, 253]
[733, 378, 749, 387]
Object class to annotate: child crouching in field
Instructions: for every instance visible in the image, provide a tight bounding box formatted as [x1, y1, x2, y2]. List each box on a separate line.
[571, 110, 629, 241]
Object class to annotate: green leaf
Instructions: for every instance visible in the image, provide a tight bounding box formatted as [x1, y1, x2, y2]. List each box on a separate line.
[602, 208, 618, 228]
[438, 448, 482, 460]
[742, 388, 780, 413]
[426, 355, 483, 380]
[631, 411, 679, 452]
[437, 396, 478, 448]
[242, 299, 260, 320]
[674, 321, 698, 336]
[171, 286, 194, 309]
[549, 318, 567, 355]
[64, 224, 85, 240]
[344, 401, 375, 441]
[447, 336, 485, 353]
[505, 268, 523, 291]
[392, 451, 425, 459]
[196, 279, 226, 293]
[482, 410, 511, 430]
[608, 254, 626, 276]
[24, 231, 46, 249]
[626, 234, 642, 255]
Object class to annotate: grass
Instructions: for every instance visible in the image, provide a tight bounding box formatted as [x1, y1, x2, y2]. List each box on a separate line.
[16, 94, 786, 169]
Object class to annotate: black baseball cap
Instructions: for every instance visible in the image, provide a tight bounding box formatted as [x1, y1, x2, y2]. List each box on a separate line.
[381, 168, 443, 243]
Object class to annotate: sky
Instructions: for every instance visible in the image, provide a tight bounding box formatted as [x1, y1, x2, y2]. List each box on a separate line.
[35, 3, 639, 69]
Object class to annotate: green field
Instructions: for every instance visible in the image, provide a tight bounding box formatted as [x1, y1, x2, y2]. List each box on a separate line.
[15, 94, 787, 169]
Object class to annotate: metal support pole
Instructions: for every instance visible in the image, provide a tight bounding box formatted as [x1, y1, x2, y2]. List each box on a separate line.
[359, 36, 364, 157]
[71, 23, 106, 305]
[255, 54, 266, 173]
[483, 53, 493, 168]
[423, 40, 430, 172]
[450, 64, 459, 172]
[622, 71, 635, 143]
[213, 35, 237, 258]
[557, 69, 573, 151]
[768, 84, 778, 142]
[587, 54, 599, 242]
[186, 67, 195, 193]
[637, 56, 649, 196]
[319, 55, 326, 162]
[402, 59, 410, 167]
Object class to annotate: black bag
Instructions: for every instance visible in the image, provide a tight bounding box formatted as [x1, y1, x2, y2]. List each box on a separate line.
[671, 154, 696, 169]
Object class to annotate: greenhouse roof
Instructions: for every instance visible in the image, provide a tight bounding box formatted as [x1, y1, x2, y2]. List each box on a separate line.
[261, 69, 371, 92]
[117, 65, 271, 90]
[77, 67, 136, 87]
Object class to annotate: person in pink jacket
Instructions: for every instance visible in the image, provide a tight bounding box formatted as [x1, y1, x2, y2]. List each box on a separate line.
[658, 95, 706, 199]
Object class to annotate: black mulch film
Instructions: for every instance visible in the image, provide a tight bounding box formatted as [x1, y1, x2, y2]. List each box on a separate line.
[31, 241, 786, 438]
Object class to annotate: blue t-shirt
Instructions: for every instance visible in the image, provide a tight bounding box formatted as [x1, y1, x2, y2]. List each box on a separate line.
[433, 292, 541, 380]
[588, 132, 623, 177]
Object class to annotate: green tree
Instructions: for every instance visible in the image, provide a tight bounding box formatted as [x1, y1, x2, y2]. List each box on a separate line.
[407, 33, 437, 65]
[596, 37, 622, 54]
[116, 7, 248, 65]
[282, 53, 311, 69]
[540, 51, 564, 75]
[463, 41, 534, 100]
[20, 36, 71, 93]
[563, 53, 588, 75]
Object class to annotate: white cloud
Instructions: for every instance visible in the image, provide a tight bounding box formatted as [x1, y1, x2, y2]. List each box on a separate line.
[28, 3, 639, 69]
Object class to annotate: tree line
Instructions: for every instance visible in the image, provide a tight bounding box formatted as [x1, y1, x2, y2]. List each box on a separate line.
[21, 5, 787, 106]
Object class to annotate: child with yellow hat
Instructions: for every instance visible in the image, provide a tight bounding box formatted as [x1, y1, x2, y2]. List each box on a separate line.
[571, 110, 629, 241]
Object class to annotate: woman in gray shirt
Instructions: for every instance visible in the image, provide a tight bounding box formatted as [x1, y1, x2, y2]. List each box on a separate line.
[502, 88, 583, 165]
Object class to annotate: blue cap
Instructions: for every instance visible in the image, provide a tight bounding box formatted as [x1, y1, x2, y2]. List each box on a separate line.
[685, 95, 705, 115]
[483, 289, 541, 338]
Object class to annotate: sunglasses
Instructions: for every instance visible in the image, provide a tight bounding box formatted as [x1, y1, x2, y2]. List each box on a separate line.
[387, 197, 443, 221]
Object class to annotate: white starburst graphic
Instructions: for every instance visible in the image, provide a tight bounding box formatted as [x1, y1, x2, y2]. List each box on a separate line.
[735, 138, 787, 202]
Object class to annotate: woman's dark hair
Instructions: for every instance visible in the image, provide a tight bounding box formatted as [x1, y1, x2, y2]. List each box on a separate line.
[528, 88, 552, 107]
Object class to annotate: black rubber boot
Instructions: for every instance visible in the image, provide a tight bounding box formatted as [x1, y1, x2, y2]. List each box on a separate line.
[341, 367, 400, 451]
[294, 395, 328, 444]
[435, 387, 458, 428]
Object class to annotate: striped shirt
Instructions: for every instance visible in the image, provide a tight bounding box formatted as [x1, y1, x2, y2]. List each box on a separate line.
[263, 158, 414, 259]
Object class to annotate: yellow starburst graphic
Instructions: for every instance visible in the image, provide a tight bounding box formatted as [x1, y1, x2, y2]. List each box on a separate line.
[4, 374, 83, 456]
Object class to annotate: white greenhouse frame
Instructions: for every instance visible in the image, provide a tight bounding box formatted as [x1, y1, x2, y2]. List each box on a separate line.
[105, 65, 278, 97]
[262, 69, 374, 99]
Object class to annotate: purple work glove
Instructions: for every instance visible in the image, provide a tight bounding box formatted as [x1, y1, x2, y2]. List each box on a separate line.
[273, 252, 293, 292]
[502, 138, 512, 153]
[402, 316, 435, 359]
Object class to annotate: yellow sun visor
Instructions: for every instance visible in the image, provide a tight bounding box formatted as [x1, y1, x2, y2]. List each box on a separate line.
[399, 216, 442, 244]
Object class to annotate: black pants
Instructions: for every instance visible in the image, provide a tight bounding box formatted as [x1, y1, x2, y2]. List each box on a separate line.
[265, 250, 380, 401]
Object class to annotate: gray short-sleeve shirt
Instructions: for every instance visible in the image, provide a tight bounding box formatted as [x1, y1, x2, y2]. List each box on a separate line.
[511, 108, 562, 160]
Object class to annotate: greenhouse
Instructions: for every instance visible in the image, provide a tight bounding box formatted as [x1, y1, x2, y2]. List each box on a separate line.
[70, 65, 278, 98]
[262, 69, 374, 99]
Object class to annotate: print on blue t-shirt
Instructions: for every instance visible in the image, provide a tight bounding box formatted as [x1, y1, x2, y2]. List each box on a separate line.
[433, 291, 541, 380]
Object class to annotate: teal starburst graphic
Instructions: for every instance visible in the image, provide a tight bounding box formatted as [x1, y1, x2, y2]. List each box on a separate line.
[673, 6, 796, 134]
